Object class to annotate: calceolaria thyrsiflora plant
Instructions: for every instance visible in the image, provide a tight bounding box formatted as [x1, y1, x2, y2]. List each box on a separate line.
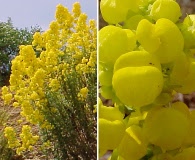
[99, 0, 195, 159]
[2, 2, 97, 159]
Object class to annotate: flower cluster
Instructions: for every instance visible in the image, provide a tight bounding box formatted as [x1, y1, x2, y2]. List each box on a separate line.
[1, 86, 12, 105]
[99, 0, 195, 159]
[4, 127, 20, 148]
[16, 125, 39, 155]
[78, 87, 89, 101]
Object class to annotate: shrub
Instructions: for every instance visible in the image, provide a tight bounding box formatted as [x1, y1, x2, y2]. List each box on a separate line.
[1, 2, 96, 159]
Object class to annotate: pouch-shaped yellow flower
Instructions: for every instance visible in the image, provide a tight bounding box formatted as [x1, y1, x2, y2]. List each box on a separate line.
[99, 25, 129, 67]
[143, 102, 190, 151]
[174, 147, 195, 160]
[150, 0, 181, 23]
[137, 18, 184, 63]
[112, 66, 163, 107]
[99, 118, 125, 151]
[118, 125, 147, 160]
[100, 0, 141, 24]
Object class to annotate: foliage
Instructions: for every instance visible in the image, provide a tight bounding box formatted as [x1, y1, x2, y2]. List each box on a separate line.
[1, 2, 96, 160]
[99, 0, 195, 159]
[0, 18, 41, 86]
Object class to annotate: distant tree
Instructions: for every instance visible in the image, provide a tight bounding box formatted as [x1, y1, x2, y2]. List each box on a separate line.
[0, 17, 41, 86]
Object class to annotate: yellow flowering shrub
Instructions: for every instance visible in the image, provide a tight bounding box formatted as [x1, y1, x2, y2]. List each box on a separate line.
[1, 2, 96, 159]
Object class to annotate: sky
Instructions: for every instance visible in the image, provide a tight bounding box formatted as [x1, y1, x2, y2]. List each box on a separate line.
[0, 0, 97, 30]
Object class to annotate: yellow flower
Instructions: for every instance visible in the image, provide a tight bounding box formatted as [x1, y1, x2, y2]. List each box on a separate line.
[21, 100, 34, 118]
[3, 93, 12, 105]
[16, 147, 25, 155]
[89, 19, 96, 29]
[9, 74, 18, 86]
[78, 13, 87, 25]
[93, 104, 97, 113]
[31, 68, 46, 87]
[76, 63, 89, 74]
[32, 32, 42, 47]
[80, 87, 88, 96]
[72, 2, 81, 18]
[49, 78, 60, 91]
[13, 102, 19, 107]
[30, 91, 39, 101]
[4, 127, 20, 148]
[1, 86, 12, 104]
[19, 45, 36, 64]
[82, 57, 88, 64]
[49, 21, 59, 34]
[55, 4, 71, 25]
[1, 86, 9, 94]
[17, 119, 23, 124]
[20, 125, 39, 151]
[78, 87, 88, 101]
[45, 50, 59, 66]
[43, 140, 51, 148]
